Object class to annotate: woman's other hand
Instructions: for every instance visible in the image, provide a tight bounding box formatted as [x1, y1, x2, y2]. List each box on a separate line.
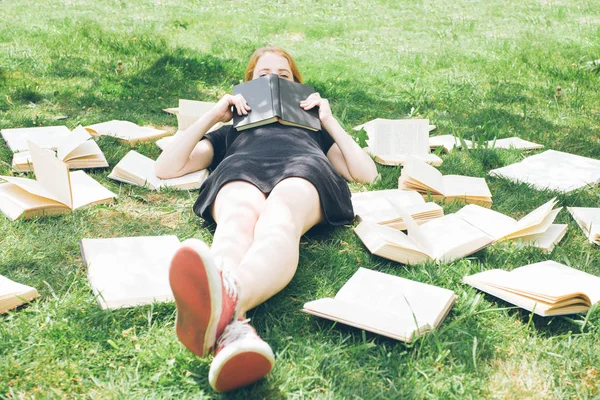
[213, 94, 251, 123]
[300, 92, 333, 124]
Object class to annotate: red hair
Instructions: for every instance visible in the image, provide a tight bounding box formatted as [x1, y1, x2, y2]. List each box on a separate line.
[244, 47, 303, 83]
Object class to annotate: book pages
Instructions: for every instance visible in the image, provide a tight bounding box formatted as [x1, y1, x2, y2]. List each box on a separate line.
[516, 224, 568, 253]
[70, 171, 117, 210]
[85, 120, 168, 143]
[29, 141, 73, 209]
[567, 207, 600, 244]
[491, 137, 544, 150]
[367, 119, 430, 158]
[302, 268, 456, 342]
[81, 236, 181, 309]
[442, 175, 492, 199]
[354, 221, 431, 264]
[417, 214, 493, 262]
[177, 100, 220, 131]
[490, 150, 600, 192]
[367, 151, 443, 167]
[429, 135, 473, 152]
[399, 157, 446, 195]
[0, 274, 40, 313]
[353, 119, 436, 133]
[57, 125, 91, 161]
[1, 126, 71, 153]
[0, 183, 68, 220]
[0, 175, 63, 205]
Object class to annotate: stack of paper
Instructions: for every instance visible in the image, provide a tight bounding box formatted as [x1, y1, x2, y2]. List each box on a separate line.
[490, 150, 600, 192]
[80, 236, 181, 309]
[351, 189, 443, 230]
[463, 260, 600, 316]
[567, 207, 600, 245]
[354, 119, 442, 166]
[399, 157, 492, 206]
[303, 267, 457, 343]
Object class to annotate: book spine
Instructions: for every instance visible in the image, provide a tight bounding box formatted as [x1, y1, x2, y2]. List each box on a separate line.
[271, 74, 281, 118]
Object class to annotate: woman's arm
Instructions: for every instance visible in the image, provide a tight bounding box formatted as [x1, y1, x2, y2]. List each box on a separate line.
[300, 93, 378, 184]
[154, 94, 250, 179]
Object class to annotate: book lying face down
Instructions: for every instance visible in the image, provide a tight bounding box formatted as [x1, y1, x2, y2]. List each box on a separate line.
[232, 73, 321, 132]
[303, 267, 457, 343]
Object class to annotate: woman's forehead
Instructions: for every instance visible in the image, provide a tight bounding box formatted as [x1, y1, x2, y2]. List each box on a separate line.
[255, 52, 291, 71]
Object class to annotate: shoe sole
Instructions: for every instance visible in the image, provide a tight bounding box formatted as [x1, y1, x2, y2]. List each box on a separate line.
[169, 239, 222, 357]
[209, 344, 275, 392]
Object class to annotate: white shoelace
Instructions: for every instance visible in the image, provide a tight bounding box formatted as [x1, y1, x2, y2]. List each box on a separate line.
[216, 319, 255, 348]
[221, 268, 239, 303]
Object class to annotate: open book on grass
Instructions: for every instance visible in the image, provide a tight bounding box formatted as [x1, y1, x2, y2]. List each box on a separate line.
[455, 199, 566, 253]
[302, 267, 457, 343]
[351, 189, 443, 230]
[567, 207, 600, 245]
[429, 135, 544, 152]
[399, 157, 492, 206]
[1, 274, 40, 313]
[1, 125, 71, 153]
[108, 150, 208, 191]
[0, 142, 117, 220]
[490, 150, 600, 193]
[12, 126, 108, 172]
[358, 119, 442, 166]
[354, 207, 493, 265]
[80, 236, 181, 309]
[463, 261, 600, 316]
[354, 119, 437, 133]
[85, 120, 169, 144]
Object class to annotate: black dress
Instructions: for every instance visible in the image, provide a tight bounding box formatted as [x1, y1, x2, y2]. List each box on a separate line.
[192, 124, 354, 226]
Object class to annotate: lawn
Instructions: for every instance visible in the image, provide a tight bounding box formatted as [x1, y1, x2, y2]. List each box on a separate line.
[1, 0, 600, 398]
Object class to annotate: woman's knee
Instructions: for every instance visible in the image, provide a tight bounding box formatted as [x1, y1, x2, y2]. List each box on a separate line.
[212, 181, 266, 231]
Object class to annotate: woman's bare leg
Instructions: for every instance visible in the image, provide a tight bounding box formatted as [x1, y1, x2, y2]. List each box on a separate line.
[210, 181, 267, 271]
[233, 178, 325, 315]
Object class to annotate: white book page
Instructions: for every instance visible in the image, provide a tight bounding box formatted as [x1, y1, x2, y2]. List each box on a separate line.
[0, 176, 61, 204]
[352, 189, 424, 216]
[70, 171, 117, 210]
[1, 126, 71, 152]
[517, 224, 567, 252]
[112, 151, 162, 189]
[567, 207, 600, 234]
[161, 169, 208, 189]
[370, 119, 430, 157]
[400, 157, 446, 195]
[0, 274, 35, 299]
[0, 183, 67, 213]
[419, 214, 492, 261]
[491, 137, 544, 150]
[63, 140, 104, 161]
[490, 150, 600, 192]
[442, 175, 491, 198]
[29, 141, 73, 208]
[468, 261, 600, 304]
[86, 120, 166, 141]
[510, 207, 561, 239]
[81, 236, 180, 309]
[354, 221, 427, 256]
[57, 125, 91, 161]
[512, 199, 557, 232]
[455, 204, 517, 239]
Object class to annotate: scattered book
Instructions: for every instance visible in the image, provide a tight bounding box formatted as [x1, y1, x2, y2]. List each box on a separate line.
[359, 119, 443, 166]
[399, 157, 492, 206]
[0, 274, 40, 313]
[0, 141, 117, 220]
[454, 199, 567, 253]
[354, 119, 437, 133]
[463, 260, 600, 316]
[490, 150, 600, 193]
[80, 235, 181, 309]
[302, 267, 457, 343]
[1, 125, 71, 153]
[232, 73, 320, 132]
[108, 150, 209, 191]
[85, 120, 169, 144]
[354, 207, 493, 264]
[351, 189, 443, 230]
[567, 207, 600, 245]
[429, 135, 543, 152]
[12, 126, 108, 172]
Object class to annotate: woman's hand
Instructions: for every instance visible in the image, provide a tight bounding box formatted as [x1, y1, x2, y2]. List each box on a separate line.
[300, 92, 333, 124]
[212, 94, 251, 123]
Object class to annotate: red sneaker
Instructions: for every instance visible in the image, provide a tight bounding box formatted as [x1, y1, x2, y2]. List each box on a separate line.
[169, 238, 239, 357]
[209, 319, 275, 392]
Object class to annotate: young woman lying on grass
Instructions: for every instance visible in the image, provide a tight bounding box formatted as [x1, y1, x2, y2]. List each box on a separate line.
[155, 46, 378, 392]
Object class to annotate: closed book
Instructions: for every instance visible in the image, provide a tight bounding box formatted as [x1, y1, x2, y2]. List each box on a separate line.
[232, 74, 320, 131]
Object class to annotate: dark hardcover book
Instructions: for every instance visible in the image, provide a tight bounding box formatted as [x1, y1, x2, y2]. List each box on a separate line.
[232, 74, 321, 131]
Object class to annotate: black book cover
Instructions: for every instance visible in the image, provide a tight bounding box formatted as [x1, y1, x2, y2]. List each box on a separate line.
[233, 74, 321, 131]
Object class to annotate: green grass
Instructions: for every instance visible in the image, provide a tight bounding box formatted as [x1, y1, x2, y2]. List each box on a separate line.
[1, 0, 600, 398]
